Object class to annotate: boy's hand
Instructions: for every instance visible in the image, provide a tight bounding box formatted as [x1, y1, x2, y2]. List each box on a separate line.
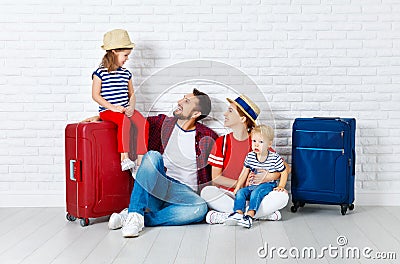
[111, 105, 125, 113]
[125, 106, 135, 117]
[233, 188, 239, 195]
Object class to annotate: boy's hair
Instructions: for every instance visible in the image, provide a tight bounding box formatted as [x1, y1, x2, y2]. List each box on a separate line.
[101, 48, 132, 72]
[193, 88, 212, 122]
[251, 124, 274, 142]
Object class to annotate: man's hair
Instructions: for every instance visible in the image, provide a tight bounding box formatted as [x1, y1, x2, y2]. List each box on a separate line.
[193, 88, 212, 122]
[251, 124, 274, 142]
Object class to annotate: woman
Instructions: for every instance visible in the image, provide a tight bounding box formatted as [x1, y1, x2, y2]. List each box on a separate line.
[201, 95, 290, 224]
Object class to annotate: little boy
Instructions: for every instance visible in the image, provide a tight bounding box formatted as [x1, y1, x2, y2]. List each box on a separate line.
[225, 124, 288, 228]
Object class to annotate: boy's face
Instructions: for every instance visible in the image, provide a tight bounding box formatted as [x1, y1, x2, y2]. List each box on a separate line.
[251, 132, 272, 155]
[113, 49, 132, 67]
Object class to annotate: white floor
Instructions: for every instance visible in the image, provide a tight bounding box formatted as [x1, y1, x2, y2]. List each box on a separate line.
[0, 205, 399, 264]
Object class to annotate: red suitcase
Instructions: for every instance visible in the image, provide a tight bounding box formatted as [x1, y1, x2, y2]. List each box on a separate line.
[65, 121, 134, 226]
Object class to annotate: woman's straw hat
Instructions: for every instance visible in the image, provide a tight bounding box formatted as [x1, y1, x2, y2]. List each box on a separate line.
[226, 95, 260, 125]
[101, 29, 135, 50]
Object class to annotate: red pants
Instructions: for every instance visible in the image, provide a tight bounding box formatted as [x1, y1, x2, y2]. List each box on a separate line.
[99, 110, 149, 155]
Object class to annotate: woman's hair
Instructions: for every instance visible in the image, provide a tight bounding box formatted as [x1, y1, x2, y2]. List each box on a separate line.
[236, 106, 255, 132]
[101, 48, 131, 72]
[251, 124, 274, 142]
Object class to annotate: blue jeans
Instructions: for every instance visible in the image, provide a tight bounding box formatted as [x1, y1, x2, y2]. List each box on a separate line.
[233, 182, 277, 213]
[128, 151, 208, 227]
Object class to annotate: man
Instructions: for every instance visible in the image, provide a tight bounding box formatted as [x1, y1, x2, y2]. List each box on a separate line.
[89, 88, 218, 237]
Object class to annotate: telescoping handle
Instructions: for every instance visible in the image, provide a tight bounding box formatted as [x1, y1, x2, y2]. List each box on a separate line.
[313, 117, 341, 120]
[69, 160, 82, 181]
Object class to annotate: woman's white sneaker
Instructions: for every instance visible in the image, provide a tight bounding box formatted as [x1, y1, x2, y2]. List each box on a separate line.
[205, 210, 229, 224]
[259, 210, 282, 221]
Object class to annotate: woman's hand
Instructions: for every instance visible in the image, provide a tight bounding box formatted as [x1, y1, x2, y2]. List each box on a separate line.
[274, 186, 287, 192]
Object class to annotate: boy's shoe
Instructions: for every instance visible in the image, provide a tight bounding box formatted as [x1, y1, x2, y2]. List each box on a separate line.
[238, 215, 253, 229]
[108, 208, 128, 230]
[258, 210, 282, 221]
[205, 210, 229, 224]
[122, 212, 144, 238]
[224, 212, 243, 226]
[121, 158, 136, 171]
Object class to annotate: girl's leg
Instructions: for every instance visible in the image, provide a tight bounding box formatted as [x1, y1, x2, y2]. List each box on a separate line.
[200, 186, 234, 213]
[127, 111, 149, 160]
[99, 110, 126, 154]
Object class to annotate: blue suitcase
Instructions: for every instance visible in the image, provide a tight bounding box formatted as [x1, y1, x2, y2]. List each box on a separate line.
[290, 117, 356, 215]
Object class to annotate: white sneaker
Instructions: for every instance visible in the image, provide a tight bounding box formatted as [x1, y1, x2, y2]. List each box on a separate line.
[259, 210, 282, 221]
[108, 208, 128, 230]
[121, 158, 136, 171]
[130, 164, 138, 179]
[122, 212, 144, 238]
[224, 212, 243, 226]
[238, 215, 253, 229]
[205, 210, 229, 225]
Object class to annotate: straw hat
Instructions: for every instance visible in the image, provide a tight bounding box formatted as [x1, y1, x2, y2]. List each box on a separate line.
[226, 95, 260, 125]
[101, 29, 135, 50]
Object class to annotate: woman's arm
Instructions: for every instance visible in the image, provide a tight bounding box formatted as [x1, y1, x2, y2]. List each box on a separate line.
[233, 167, 250, 194]
[210, 166, 237, 189]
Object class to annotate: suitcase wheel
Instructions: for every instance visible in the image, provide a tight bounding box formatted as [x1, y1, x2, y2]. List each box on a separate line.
[349, 204, 355, 210]
[290, 201, 305, 213]
[80, 218, 90, 227]
[66, 213, 76, 222]
[340, 204, 348, 215]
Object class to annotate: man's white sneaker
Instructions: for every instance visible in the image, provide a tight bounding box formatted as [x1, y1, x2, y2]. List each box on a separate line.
[224, 212, 243, 226]
[108, 208, 128, 230]
[259, 210, 282, 221]
[205, 210, 229, 225]
[122, 212, 144, 238]
[121, 158, 136, 171]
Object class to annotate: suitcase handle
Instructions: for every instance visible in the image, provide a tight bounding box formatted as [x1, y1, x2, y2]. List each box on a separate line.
[313, 117, 341, 120]
[352, 148, 356, 176]
[69, 160, 81, 182]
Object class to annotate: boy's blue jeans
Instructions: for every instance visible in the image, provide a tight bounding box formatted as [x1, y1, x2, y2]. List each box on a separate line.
[128, 151, 208, 227]
[233, 182, 277, 213]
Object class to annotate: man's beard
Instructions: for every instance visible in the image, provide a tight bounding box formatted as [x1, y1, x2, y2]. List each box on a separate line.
[172, 110, 192, 120]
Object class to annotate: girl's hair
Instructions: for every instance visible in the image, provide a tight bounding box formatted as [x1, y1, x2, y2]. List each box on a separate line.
[236, 106, 255, 132]
[251, 124, 274, 142]
[101, 48, 132, 72]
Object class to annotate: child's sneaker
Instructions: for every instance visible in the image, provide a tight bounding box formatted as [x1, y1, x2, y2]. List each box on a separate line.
[205, 210, 229, 224]
[130, 163, 138, 179]
[224, 212, 243, 226]
[238, 214, 253, 229]
[121, 158, 136, 171]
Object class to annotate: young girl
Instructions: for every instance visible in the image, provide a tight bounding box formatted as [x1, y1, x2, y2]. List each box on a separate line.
[224, 124, 288, 228]
[92, 29, 148, 172]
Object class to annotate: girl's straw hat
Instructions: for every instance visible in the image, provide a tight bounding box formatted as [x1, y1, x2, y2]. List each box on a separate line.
[227, 95, 260, 125]
[101, 29, 135, 50]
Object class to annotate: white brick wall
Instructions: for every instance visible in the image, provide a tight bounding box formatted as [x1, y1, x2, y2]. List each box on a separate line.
[1, 0, 400, 206]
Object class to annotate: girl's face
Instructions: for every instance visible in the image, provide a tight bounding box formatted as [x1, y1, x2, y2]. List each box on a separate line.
[223, 103, 243, 128]
[251, 132, 271, 155]
[113, 49, 132, 67]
